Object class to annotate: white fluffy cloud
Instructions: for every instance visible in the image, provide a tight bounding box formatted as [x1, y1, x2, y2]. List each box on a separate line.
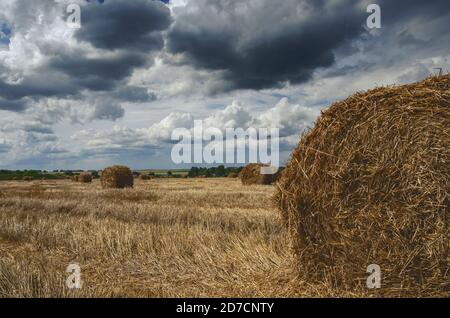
[69, 98, 319, 164]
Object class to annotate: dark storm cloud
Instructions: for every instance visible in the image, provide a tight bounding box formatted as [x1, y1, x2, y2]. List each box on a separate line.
[167, 0, 367, 91]
[378, 0, 450, 24]
[0, 52, 149, 112]
[0, 97, 27, 112]
[0, 0, 170, 113]
[167, 0, 450, 92]
[0, 75, 77, 101]
[49, 52, 147, 91]
[75, 0, 172, 51]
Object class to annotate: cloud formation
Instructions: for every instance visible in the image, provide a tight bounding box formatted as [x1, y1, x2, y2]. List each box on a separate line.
[0, 0, 169, 114]
[167, 0, 367, 91]
[0, 0, 449, 169]
[75, 0, 172, 51]
[71, 98, 319, 161]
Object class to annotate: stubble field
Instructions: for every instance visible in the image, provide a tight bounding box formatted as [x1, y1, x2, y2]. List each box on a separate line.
[0, 178, 371, 298]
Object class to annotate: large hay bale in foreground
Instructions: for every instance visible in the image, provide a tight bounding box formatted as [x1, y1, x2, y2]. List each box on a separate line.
[239, 163, 277, 185]
[275, 75, 450, 294]
[78, 172, 92, 183]
[101, 165, 134, 189]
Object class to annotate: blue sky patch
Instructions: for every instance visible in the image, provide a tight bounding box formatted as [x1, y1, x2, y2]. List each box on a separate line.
[0, 24, 12, 45]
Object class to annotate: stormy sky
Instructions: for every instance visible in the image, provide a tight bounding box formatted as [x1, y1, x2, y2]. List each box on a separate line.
[0, 0, 449, 170]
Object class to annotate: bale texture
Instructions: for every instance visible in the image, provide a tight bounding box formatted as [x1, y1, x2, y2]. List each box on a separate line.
[101, 165, 134, 189]
[239, 163, 277, 185]
[227, 172, 239, 178]
[274, 75, 450, 294]
[78, 172, 92, 183]
[139, 174, 151, 180]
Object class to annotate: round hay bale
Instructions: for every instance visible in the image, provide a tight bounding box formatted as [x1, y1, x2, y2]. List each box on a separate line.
[239, 163, 277, 185]
[78, 172, 92, 183]
[71, 175, 79, 182]
[22, 176, 33, 182]
[101, 165, 134, 189]
[227, 172, 239, 178]
[275, 75, 450, 293]
[139, 174, 151, 180]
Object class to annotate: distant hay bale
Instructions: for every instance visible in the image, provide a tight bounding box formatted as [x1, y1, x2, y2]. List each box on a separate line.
[274, 75, 450, 294]
[71, 175, 79, 182]
[101, 165, 134, 189]
[139, 174, 151, 180]
[239, 163, 277, 185]
[78, 172, 92, 183]
[22, 176, 33, 182]
[227, 172, 239, 178]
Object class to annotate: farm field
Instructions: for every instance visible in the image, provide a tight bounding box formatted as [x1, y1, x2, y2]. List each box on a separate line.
[0, 178, 367, 298]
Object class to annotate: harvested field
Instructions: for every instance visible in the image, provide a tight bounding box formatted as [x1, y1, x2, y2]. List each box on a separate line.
[1, 177, 444, 297]
[0, 178, 391, 298]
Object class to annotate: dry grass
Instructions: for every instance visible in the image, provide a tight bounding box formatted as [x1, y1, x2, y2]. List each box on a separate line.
[0, 178, 379, 298]
[1, 177, 445, 297]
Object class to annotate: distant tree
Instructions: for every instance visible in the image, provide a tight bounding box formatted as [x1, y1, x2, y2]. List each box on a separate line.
[215, 165, 226, 177]
[90, 171, 99, 178]
[188, 167, 199, 178]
